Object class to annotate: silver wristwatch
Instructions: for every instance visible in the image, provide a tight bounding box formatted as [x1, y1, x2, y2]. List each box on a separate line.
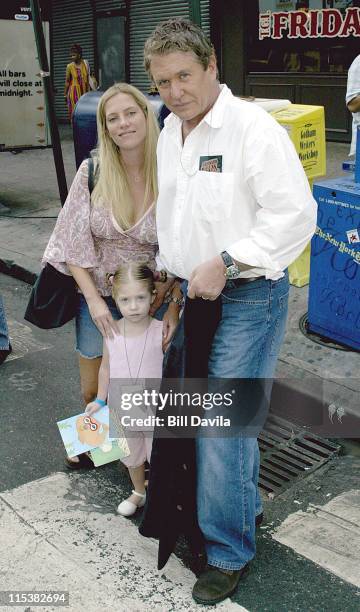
[220, 251, 241, 279]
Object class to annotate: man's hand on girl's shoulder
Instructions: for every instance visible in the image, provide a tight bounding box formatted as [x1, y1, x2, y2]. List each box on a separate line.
[150, 278, 175, 316]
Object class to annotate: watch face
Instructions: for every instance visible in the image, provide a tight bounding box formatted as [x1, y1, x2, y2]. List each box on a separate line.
[221, 251, 240, 279]
[226, 265, 241, 279]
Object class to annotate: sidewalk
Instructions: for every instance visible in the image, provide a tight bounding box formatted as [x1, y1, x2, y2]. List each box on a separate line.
[0, 130, 358, 425]
[0, 445, 359, 611]
[0, 471, 247, 612]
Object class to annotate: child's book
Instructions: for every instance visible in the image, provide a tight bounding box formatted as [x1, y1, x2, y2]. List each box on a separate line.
[57, 406, 110, 457]
[57, 406, 129, 465]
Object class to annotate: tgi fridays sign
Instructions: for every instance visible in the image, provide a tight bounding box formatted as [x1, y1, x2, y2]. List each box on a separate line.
[259, 8, 360, 39]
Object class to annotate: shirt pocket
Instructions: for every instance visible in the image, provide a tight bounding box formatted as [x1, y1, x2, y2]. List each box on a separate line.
[192, 171, 234, 222]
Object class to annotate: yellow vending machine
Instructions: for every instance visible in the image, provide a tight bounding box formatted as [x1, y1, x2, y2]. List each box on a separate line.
[270, 104, 326, 287]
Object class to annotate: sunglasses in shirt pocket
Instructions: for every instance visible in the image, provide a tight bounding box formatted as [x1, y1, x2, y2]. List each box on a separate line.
[192, 171, 234, 222]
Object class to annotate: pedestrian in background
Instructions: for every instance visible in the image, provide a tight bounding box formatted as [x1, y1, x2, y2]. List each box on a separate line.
[64, 44, 91, 121]
[140, 17, 317, 605]
[43, 83, 180, 468]
[346, 54, 360, 157]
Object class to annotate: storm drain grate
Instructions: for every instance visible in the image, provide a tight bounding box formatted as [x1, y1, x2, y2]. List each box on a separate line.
[259, 414, 341, 497]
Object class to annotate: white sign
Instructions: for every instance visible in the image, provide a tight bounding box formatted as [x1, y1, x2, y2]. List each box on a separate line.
[0, 19, 50, 149]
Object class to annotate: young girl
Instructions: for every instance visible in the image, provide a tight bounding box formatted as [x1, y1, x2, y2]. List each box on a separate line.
[85, 262, 164, 516]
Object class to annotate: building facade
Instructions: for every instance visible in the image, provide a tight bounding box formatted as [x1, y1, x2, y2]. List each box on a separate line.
[51, 0, 210, 122]
[3, 1, 356, 142]
[212, 0, 359, 143]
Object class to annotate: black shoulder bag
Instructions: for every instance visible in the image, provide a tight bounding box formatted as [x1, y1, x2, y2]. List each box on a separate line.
[24, 263, 77, 329]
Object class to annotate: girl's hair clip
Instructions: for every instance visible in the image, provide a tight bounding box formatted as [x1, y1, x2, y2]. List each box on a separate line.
[106, 273, 115, 286]
[153, 270, 168, 283]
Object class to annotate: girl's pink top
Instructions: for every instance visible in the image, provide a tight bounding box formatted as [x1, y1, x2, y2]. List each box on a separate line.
[106, 318, 164, 379]
[42, 160, 158, 296]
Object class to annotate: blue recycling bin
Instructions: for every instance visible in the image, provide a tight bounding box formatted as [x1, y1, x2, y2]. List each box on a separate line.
[72, 91, 169, 169]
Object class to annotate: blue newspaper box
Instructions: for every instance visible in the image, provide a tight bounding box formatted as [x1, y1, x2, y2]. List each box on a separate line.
[308, 176, 360, 350]
[72, 91, 102, 169]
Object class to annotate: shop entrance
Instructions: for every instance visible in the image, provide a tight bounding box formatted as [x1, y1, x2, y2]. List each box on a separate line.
[96, 10, 127, 90]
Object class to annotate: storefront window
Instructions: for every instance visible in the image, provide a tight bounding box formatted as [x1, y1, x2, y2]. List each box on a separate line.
[247, 1, 360, 73]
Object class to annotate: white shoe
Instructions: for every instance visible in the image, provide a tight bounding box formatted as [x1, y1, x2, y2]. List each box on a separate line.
[117, 490, 146, 517]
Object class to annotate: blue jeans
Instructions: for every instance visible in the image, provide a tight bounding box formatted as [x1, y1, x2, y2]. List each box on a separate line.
[75, 295, 121, 359]
[196, 273, 289, 570]
[0, 296, 10, 351]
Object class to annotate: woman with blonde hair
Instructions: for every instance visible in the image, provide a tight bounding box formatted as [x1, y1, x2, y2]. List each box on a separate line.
[43, 83, 180, 468]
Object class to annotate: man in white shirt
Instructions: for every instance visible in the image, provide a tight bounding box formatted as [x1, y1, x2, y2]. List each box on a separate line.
[346, 54, 360, 157]
[144, 18, 317, 605]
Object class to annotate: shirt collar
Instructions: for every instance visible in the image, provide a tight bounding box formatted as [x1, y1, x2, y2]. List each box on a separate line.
[163, 84, 232, 132]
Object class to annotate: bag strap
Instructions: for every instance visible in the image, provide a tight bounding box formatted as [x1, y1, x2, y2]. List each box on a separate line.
[88, 157, 99, 195]
[88, 157, 94, 194]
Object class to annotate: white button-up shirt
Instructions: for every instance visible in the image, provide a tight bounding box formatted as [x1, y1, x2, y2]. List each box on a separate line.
[156, 85, 317, 281]
[346, 54, 360, 157]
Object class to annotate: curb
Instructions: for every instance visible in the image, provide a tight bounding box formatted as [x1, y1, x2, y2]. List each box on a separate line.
[0, 258, 37, 286]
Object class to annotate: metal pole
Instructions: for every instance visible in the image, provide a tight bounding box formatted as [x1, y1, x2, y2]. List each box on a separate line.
[30, 0, 68, 205]
[189, 0, 202, 26]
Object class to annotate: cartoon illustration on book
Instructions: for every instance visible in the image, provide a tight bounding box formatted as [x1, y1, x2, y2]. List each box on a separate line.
[75, 413, 109, 447]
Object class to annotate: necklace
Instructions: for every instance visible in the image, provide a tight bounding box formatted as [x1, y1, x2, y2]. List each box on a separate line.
[179, 151, 198, 177]
[125, 167, 144, 184]
[123, 318, 151, 383]
[179, 108, 213, 177]
[130, 174, 142, 183]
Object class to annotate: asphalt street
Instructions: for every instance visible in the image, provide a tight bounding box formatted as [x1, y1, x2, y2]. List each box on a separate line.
[0, 272, 359, 611]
